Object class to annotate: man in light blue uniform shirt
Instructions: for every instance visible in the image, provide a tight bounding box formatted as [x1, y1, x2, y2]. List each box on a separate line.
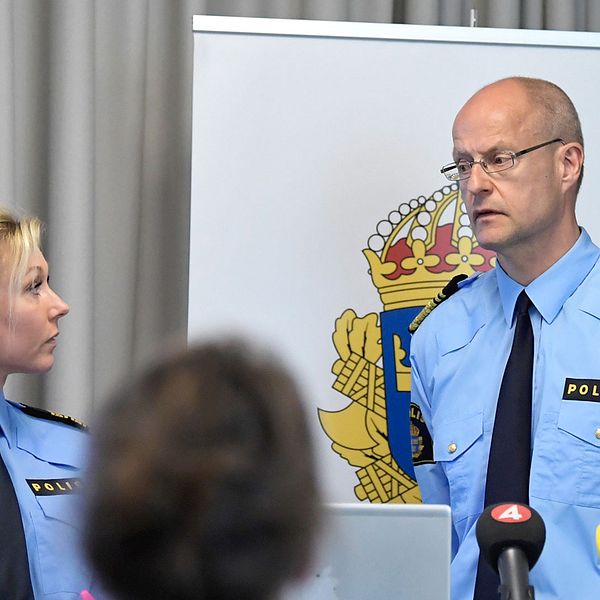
[410, 77, 600, 599]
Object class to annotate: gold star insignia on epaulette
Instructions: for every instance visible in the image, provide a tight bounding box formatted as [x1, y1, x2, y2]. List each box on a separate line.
[15, 403, 88, 430]
[408, 274, 468, 334]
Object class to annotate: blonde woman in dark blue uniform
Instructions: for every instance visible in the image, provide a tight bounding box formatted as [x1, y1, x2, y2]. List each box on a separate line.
[0, 206, 96, 599]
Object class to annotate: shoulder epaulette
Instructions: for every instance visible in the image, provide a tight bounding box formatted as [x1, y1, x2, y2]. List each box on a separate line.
[408, 274, 469, 334]
[14, 403, 88, 431]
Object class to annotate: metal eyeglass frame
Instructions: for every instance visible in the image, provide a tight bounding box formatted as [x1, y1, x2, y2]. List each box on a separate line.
[440, 138, 565, 182]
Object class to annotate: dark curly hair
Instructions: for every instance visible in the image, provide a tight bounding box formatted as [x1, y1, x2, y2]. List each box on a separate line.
[84, 339, 320, 600]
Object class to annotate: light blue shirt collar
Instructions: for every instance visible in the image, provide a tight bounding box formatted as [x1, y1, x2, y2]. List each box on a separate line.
[496, 228, 600, 326]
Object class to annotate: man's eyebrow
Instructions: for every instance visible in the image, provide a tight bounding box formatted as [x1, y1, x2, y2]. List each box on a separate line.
[452, 149, 471, 162]
[452, 143, 509, 161]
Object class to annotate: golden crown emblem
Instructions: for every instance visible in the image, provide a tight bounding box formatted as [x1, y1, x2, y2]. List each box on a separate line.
[364, 183, 495, 311]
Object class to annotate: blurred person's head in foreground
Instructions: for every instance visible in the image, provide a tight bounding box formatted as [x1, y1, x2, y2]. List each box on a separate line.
[84, 338, 320, 600]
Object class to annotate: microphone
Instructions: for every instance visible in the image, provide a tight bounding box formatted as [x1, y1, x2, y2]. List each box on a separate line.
[476, 503, 545, 600]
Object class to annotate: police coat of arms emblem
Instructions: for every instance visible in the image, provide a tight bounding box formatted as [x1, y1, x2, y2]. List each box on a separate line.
[318, 183, 495, 503]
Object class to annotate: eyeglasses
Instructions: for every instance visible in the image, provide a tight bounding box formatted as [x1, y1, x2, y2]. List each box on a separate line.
[440, 138, 565, 182]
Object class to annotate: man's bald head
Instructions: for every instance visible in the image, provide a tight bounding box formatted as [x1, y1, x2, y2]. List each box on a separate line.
[454, 77, 584, 193]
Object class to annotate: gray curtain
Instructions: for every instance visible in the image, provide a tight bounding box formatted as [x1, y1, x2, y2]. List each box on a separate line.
[0, 0, 598, 420]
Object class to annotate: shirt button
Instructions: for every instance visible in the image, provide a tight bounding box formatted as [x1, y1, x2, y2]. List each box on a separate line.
[595, 428, 600, 440]
[448, 443, 457, 454]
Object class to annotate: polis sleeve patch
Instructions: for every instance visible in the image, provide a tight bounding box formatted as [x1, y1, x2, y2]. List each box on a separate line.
[27, 478, 82, 496]
[410, 403, 435, 466]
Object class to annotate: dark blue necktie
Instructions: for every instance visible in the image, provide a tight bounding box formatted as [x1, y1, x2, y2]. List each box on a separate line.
[0, 452, 35, 599]
[473, 291, 533, 600]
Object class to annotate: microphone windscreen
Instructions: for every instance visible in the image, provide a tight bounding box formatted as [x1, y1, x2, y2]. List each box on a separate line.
[476, 503, 545, 573]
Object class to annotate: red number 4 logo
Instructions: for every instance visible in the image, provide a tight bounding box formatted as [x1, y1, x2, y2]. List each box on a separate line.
[491, 503, 532, 523]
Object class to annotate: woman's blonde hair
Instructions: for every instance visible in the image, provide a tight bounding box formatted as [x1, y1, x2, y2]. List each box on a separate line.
[0, 206, 43, 314]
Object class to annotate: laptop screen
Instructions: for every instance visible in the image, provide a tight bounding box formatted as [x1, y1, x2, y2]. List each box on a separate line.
[283, 503, 451, 600]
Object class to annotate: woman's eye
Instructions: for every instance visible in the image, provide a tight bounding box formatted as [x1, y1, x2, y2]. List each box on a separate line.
[28, 280, 43, 294]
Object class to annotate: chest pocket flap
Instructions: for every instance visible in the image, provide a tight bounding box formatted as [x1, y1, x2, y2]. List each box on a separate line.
[34, 493, 83, 530]
[433, 411, 483, 462]
[437, 313, 485, 357]
[558, 400, 600, 447]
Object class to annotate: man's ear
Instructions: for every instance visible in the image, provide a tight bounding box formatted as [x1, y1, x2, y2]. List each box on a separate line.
[561, 142, 584, 193]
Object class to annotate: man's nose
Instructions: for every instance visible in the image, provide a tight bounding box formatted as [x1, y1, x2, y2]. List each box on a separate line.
[465, 162, 492, 195]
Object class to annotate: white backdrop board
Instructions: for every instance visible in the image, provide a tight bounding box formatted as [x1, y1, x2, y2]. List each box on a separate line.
[189, 16, 600, 503]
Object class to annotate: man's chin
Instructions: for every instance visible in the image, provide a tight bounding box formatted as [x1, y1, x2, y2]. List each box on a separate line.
[476, 239, 500, 252]
[473, 228, 506, 253]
